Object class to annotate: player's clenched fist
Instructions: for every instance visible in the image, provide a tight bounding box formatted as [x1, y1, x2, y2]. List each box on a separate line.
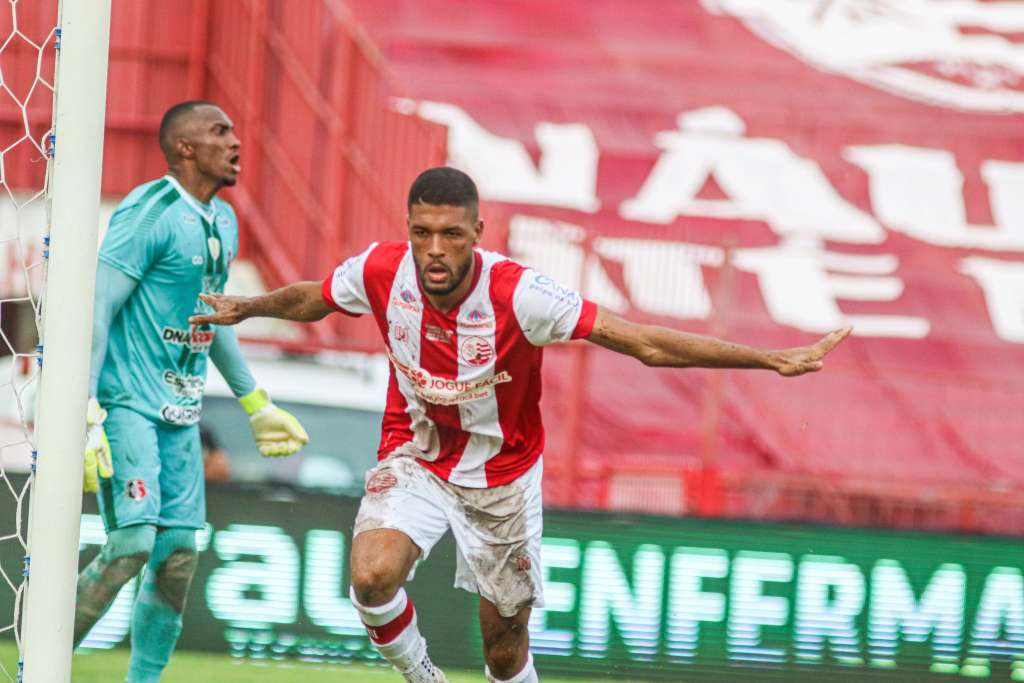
[83, 398, 114, 493]
[239, 388, 309, 457]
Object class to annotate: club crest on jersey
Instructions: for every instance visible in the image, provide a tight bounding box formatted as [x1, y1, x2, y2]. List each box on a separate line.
[462, 309, 493, 328]
[459, 336, 495, 367]
[126, 479, 148, 501]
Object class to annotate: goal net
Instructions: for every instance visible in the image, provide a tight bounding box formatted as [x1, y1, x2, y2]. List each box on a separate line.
[0, 1, 59, 679]
[0, 0, 110, 680]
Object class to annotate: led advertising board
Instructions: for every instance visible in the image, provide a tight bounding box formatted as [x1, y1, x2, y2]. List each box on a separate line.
[2, 478, 1022, 680]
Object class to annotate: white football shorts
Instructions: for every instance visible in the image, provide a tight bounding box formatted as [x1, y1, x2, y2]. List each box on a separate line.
[353, 453, 544, 618]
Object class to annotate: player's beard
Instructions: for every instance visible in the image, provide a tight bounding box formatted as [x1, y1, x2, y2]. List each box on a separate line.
[420, 256, 472, 296]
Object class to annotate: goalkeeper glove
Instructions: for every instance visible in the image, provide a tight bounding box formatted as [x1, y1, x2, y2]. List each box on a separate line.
[83, 398, 113, 493]
[239, 388, 309, 457]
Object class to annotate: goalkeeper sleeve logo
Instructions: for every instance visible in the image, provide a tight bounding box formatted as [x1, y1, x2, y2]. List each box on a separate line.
[126, 479, 148, 501]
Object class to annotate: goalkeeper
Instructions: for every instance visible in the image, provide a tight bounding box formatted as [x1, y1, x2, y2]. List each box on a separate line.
[74, 100, 308, 683]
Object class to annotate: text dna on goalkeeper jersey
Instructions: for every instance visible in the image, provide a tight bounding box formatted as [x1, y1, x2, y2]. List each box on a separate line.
[97, 175, 238, 426]
[322, 241, 597, 488]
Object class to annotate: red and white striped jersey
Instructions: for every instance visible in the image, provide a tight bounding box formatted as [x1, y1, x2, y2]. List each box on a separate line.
[321, 241, 596, 488]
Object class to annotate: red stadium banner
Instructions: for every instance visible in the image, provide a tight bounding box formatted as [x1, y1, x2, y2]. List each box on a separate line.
[346, 0, 1024, 523]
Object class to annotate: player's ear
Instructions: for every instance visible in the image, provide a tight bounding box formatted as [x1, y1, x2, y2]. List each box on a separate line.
[176, 137, 195, 161]
[474, 219, 484, 245]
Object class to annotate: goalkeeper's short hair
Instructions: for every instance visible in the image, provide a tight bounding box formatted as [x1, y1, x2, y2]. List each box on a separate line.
[159, 99, 218, 158]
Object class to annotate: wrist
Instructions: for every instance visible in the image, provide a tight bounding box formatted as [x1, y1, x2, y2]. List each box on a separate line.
[239, 388, 271, 415]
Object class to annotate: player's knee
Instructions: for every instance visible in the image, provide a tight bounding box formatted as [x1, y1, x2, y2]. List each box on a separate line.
[349, 558, 405, 606]
[100, 524, 157, 579]
[152, 528, 199, 612]
[481, 620, 528, 678]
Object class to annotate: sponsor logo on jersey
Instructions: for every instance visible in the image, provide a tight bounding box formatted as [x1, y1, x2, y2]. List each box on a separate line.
[160, 404, 202, 426]
[162, 326, 215, 352]
[191, 255, 204, 266]
[162, 369, 205, 400]
[529, 274, 581, 306]
[425, 324, 454, 343]
[126, 479, 148, 501]
[461, 309, 493, 328]
[366, 471, 398, 494]
[391, 288, 421, 313]
[388, 351, 512, 406]
[217, 215, 229, 229]
[459, 336, 494, 367]
[181, 213, 198, 225]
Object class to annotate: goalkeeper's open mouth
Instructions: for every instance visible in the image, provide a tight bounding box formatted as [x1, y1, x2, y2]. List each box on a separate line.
[228, 154, 241, 174]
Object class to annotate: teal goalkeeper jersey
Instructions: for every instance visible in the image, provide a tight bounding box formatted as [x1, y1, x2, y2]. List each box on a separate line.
[96, 176, 239, 426]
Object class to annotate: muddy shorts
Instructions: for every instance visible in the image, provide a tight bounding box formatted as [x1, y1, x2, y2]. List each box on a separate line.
[353, 454, 544, 618]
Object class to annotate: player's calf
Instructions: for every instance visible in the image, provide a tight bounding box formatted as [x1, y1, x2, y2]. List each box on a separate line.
[74, 524, 157, 647]
[480, 601, 537, 683]
[128, 528, 199, 683]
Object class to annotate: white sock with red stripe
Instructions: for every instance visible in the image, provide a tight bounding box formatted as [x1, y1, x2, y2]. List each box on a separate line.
[349, 587, 447, 682]
[485, 653, 538, 683]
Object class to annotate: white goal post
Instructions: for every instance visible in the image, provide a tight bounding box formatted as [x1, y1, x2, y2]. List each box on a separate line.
[20, 1, 111, 682]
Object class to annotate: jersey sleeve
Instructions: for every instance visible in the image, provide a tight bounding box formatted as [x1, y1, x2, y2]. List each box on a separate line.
[321, 242, 379, 317]
[98, 205, 171, 280]
[512, 268, 597, 346]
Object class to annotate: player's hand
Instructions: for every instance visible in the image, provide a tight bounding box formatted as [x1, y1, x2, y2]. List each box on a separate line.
[189, 293, 248, 327]
[239, 388, 309, 457]
[83, 398, 114, 493]
[771, 326, 852, 377]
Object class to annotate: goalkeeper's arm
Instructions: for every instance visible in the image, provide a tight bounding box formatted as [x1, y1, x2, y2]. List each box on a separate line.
[208, 325, 309, 458]
[83, 264, 138, 492]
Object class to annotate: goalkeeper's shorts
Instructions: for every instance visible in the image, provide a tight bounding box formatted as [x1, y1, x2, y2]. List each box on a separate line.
[354, 454, 544, 618]
[96, 406, 205, 531]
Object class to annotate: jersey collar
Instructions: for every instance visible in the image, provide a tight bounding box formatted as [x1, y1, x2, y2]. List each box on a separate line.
[163, 174, 217, 225]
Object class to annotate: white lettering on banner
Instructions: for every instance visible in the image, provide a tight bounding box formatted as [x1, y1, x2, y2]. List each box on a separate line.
[414, 100, 600, 212]
[794, 556, 866, 665]
[704, 0, 1024, 114]
[868, 561, 966, 668]
[733, 237, 931, 338]
[846, 146, 1024, 251]
[207, 525, 299, 628]
[666, 548, 728, 663]
[728, 552, 794, 664]
[509, 214, 722, 320]
[578, 542, 664, 660]
[619, 107, 885, 244]
[528, 538, 582, 657]
[959, 257, 1024, 343]
[303, 530, 364, 636]
[968, 567, 1024, 663]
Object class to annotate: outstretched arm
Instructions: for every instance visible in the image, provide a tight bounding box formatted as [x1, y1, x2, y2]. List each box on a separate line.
[189, 281, 333, 326]
[586, 307, 850, 377]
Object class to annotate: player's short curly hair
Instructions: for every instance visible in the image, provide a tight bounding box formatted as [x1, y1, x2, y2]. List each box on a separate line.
[407, 166, 479, 217]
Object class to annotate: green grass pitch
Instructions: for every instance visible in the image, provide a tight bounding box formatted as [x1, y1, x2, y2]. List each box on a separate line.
[0, 642, 639, 682]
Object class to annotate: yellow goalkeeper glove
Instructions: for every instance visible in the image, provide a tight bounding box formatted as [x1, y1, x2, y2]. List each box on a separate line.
[83, 398, 113, 493]
[239, 388, 309, 457]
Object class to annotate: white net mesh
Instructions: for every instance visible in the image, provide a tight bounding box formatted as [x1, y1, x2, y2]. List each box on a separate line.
[0, 1, 58, 679]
